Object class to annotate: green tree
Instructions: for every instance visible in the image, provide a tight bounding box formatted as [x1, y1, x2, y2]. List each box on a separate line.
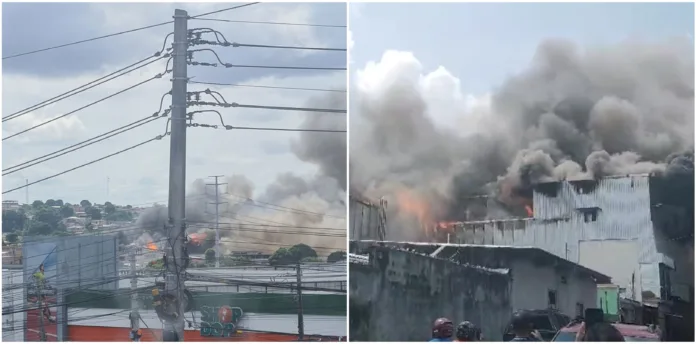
[34, 207, 62, 227]
[60, 205, 75, 218]
[105, 202, 116, 215]
[6, 233, 19, 244]
[45, 199, 56, 207]
[80, 200, 92, 208]
[327, 250, 346, 263]
[269, 247, 293, 266]
[126, 205, 133, 209]
[105, 211, 133, 222]
[289, 243, 317, 261]
[2, 210, 26, 233]
[87, 207, 102, 220]
[32, 200, 44, 208]
[28, 221, 52, 236]
[55, 199, 64, 207]
[204, 248, 216, 264]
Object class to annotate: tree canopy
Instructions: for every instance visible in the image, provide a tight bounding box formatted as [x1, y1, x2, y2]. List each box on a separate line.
[327, 251, 346, 263]
[269, 244, 318, 266]
[204, 248, 216, 263]
[80, 200, 92, 207]
[2, 210, 26, 233]
[32, 200, 44, 208]
[105, 202, 116, 215]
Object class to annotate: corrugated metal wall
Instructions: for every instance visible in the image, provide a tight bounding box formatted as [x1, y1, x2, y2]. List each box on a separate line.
[455, 175, 663, 301]
[349, 196, 382, 241]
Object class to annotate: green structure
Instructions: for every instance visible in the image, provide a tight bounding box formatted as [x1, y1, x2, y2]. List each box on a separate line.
[597, 284, 620, 322]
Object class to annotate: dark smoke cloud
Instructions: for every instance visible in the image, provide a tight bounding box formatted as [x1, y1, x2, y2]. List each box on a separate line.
[351, 39, 694, 239]
[135, 92, 347, 254]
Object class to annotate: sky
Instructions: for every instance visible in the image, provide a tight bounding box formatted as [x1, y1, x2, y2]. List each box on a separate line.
[2, 2, 347, 207]
[350, 2, 694, 95]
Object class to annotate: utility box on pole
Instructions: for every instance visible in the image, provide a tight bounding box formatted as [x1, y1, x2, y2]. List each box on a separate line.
[163, 8, 188, 342]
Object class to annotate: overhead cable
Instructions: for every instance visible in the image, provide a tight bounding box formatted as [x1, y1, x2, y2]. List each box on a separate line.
[188, 80, 345, 93]
[2, 59, 170, 141]
[2, 134, 168, 194]
[187, 48, 345, 71]
[189, 18, 345, 28]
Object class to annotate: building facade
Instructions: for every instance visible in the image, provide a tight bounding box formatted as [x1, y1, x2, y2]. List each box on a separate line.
[451, 175, 694, 306]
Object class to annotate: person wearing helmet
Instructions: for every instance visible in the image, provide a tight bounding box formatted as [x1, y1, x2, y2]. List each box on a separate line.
[455, 321, 481, 341]
[508, 311, 542, 341]
[431, 317, 454, 342]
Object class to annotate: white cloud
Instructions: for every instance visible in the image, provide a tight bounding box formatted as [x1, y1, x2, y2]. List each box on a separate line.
[2, 4, 345, 207]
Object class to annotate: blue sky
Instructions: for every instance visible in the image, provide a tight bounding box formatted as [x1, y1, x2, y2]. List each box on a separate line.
[350, 2, 694, 95]
[2, 2, 346, 206]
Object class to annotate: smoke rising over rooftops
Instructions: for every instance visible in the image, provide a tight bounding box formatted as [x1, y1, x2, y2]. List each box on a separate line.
[350, 39, 694, 240]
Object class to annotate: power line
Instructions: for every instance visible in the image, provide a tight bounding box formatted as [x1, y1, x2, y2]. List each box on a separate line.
[1, 2, 258, 60]
[2, 134, 168, 194]
[2, 60, 169, 141]
[190, 37, 346, 52]
[3, 113, 167, 176]
[188, 2, 260, 19]
[188, 48, 345, 71]
[189, 18, 346, 28]
[3, 52, 169, 123]
[187, 100, 346, 114]
[188, 122, 346, 133]
[188, 80, 345, 93]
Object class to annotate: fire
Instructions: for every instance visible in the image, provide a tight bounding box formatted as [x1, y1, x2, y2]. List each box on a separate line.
[524, 205, 533, 217]
[146, 242, 157, 251]
[395, 189, 432, 229]
[436, 221, 458, 233]
[189, 233, 206, 245]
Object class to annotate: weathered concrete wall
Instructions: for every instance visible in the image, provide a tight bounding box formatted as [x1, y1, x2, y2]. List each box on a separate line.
[349, 195, 382, 241]
[349, 247, 512, 341]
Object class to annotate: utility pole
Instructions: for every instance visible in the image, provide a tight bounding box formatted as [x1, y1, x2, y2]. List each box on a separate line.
[206, 175, 227, 268]
[129, 248, 140, 341]
[296, 262, 304, 341]
[163, 8, 188, 342]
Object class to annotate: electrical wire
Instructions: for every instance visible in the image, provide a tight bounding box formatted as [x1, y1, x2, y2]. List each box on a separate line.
[190, 37, 346, 52]
[2, 134, 168, 194]
[189, 18, 346, 28]
[2, 59, 169, 141]
[188, 122, 346, 133]
[188, 80, 346, 93]
[188, 48, 346, 71]
[187, 99, 346, 114]
[188, 2, 260, 19]
[3, 114, 166, 176]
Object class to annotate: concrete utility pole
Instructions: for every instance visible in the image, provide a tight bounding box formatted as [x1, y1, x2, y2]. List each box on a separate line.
[296, 262, 304, 341]
[164, 8, 188, 342]
[206, 175, 227, 268]
[129, 248, 140, 341]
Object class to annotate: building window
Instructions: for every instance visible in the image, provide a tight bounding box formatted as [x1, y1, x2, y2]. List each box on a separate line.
[548, 289, 557, 309]
[579, 207, 599, 222]
[659, 263, 672, 300]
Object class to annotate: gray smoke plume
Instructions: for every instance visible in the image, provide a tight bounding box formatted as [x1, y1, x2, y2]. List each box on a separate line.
[136, 92, 347, 254]
[351, 39, 694, 240]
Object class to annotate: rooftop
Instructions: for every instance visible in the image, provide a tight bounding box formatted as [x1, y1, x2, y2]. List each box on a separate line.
[352, 240, 612, 284]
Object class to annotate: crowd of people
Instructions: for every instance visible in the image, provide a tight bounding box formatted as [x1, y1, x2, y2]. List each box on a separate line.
[429, 311, 626, 342]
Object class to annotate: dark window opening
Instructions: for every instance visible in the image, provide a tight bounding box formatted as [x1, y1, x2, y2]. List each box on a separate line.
[576, 303, 584, 318]
[659, 263, 672, 300]
[579, 207, 600, 222]
[548, 290, 557, 309]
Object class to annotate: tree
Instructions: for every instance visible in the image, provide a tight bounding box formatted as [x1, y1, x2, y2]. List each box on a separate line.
[28, 221, 52, 236]
[269, 247, 293, 266]
[87, 207, 102, 220]
[32, 200, 44, 208]
[327, 250, 346, 263]
[80, 200, 91, 208]
[289, 243, 317, 261]
[6, 233, 19, 244]
[60, 205, 75, 218]
[55, 199, 64, 207]
[34, 207, 62, 228]
[126, 205, 133, 209]
[105, 202, 116, 215]
[2, 210, 26, 233]
[45, 199, 56, 207]
[205, 248, 216, 264]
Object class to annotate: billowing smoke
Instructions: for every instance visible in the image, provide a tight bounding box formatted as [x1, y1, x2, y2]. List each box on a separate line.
[136, 92, 347, 255]
[351, 39, 694, 240]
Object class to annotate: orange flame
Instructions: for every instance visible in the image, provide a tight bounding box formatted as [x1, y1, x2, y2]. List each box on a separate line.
[189, 233, 206, 245]
[524, 205, 533, 217]
[146, 242, 157, 251]
[396, 189, 432, 227]
[436, 221, 458, 233]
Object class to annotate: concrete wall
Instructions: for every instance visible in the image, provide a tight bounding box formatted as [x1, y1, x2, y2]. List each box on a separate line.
[349, 247, 512, 341]
[349, 196, 382, 241]
[510, 260, 598, 318]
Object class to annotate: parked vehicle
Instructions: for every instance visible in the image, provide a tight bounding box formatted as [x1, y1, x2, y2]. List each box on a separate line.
[551, 322, 660, 342]
[503, 309, 572, 341]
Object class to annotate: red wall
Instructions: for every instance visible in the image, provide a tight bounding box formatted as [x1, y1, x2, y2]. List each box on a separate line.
[66, 325, 343, 342]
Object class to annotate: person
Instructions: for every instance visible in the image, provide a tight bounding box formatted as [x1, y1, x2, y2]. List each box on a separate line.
[430, 317, 454, 342]
[508, 311, 542, 341]
[575, 322, 625, 342]
[455, 321, 481, 341]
